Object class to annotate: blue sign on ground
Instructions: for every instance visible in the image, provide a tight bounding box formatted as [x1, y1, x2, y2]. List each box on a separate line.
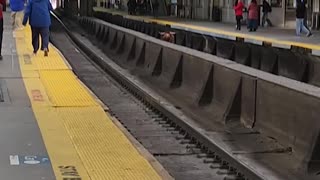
[10, 155, 50, 165]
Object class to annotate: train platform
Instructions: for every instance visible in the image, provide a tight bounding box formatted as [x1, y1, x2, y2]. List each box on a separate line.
[94, 7, 320, 56]
[0, 12, 169, 179]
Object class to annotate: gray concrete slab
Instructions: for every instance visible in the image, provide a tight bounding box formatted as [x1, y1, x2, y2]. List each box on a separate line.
[2, 78, 33, 107]
[0, 55, 21, 78]
[0, 12, 55, 179]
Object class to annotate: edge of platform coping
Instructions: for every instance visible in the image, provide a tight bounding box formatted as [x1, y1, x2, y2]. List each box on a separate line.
[77, 79, 110, 111]
[109, 115, 174, 180]
[271, 42, 291, 49]
[244, 38, 263, 45]
[50, 41, 108, 109]
[51, 44, 73, 70]
[312, 49, 320, 56]
[172, 25, 238, 41]
[49, 31, 109, 111]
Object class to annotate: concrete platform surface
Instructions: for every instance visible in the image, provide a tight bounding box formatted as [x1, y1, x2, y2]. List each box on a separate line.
[0, 12, 55, 180]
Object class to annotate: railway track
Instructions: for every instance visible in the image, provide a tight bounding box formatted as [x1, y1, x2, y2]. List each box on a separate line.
[49, 12, 273, 180]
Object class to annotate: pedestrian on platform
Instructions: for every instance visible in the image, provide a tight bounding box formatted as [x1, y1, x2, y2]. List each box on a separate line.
[234, 0, 244, 31]
[261, 0, 272, 27]
[248, 0, 258, 32]
[22, 0, 53, 57]
[295, 0, 312, 37]
[0, 0, 4, 60]
[9, 0, 25, 30]
[153, 0, 159, 17]
[127, 0, 136, 15]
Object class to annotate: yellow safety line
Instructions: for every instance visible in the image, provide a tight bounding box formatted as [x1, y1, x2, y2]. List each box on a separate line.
[15, 25, 161, 180]
[149, 19, 320, 50]
[94, 8, 320, 51]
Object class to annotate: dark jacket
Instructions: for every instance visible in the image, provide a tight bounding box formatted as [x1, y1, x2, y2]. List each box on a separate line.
[22, 0, 53, 27]
[153, 0, 159, 9]
[262, 0, 271, 13]
[296, 1, 306, 19]
[9, 0, 25, 12]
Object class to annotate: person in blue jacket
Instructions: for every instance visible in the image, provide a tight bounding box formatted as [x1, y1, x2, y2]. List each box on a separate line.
[9, 0, 25, 30]
[22, 0, 53, 56]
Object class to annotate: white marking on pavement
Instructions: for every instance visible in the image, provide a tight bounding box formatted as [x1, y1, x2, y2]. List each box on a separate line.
[23, 156, 41, 164]
[9, 155, 20, 165]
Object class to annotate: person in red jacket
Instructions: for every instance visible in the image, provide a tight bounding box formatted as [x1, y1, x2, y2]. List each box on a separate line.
[0, 0, 4, 60]
[248, 0, 258, 32]
[234, 0, 244, 31]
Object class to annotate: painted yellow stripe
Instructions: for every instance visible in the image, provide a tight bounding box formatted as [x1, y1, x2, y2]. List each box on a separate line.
[94, 8, 320, 51]
[57, 107, 162, 179]
[40, 70, 98, 107]
[14, 25, 161, 180]
[149, 19, 320, 50]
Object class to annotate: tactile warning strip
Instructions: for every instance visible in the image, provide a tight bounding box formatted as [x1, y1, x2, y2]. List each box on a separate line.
[35, 55, 69, 70]
[40, 70, 98, 107]
[57, 107, 161, 180]
[15, 24, 162, 180]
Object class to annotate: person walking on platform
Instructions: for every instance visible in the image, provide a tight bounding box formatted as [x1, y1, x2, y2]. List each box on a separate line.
[295, 0, 312, 37]
[261, 0, 272, 27]
[22, 0, 53, 57]
[9, 0, 25, 30]
[248, 0, 258, 32]
[234, 0, 244, 31]
[0, 0, 4, 60]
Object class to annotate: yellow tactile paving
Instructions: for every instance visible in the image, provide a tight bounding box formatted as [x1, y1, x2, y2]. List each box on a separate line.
[15, 24, 162, 180]
[35, 54, 70, 70]
[19, 54, 38, 70]
[33, 107, 92, 180]
[57, 107, 162, 180]
[23, 78, 52, 107]
[40, 70, 98, 107]
[15, 28, 92, 180]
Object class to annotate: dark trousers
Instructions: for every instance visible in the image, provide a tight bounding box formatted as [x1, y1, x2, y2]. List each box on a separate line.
[0, 19, 3, 56]
[248, 19, 258, 31]
[236, 15, 242, 30]
[31, 26, 49, 53]
[153, 8, 158, 17]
